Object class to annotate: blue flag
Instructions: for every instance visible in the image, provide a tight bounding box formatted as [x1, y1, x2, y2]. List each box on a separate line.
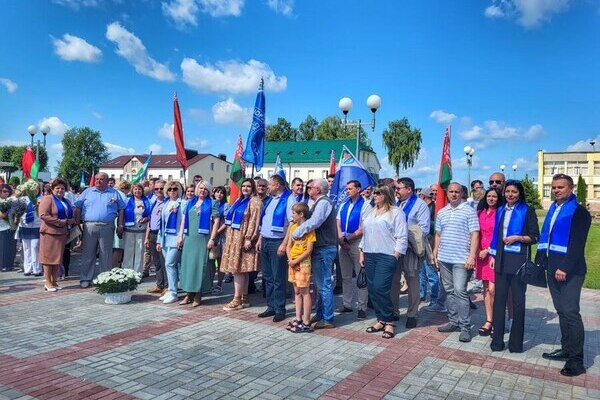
[274, 154, 286, 182]
[329, 145, 377, 209]
[242, 78, 266, 171]
[131, 152, 152, 184]
[80, 171, 85, 188]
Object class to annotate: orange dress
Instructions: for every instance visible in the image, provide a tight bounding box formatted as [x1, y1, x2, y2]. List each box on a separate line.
[220, 196, 262, 274]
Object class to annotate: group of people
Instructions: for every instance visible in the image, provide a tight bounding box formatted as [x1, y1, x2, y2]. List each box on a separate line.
[0, 169, 591, 377]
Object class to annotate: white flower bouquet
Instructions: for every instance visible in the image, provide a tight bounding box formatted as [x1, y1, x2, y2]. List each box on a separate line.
[0, 198, 26, 229]
[93, 268, 142, 295]
[17, 179, 40, 212]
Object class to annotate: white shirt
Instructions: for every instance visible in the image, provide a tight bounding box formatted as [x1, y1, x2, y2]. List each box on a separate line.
[400, 196, 430, 234]
[502, 205, 514, 238]
[359, 207, 408, 255]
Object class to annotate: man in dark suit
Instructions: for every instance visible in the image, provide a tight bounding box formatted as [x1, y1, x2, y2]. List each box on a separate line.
[537, 174, 592, 377]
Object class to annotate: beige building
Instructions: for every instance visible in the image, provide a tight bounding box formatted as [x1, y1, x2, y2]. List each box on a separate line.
[537, 150, 600, 210]
[100, 153, 232, 187]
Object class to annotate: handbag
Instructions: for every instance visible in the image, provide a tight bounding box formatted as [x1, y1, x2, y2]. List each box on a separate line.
[516, 246, 547, 288]
[356, 267, 367, 289]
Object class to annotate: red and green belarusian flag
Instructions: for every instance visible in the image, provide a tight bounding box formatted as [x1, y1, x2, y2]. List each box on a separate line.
[229, 135, 246, 204]
[21, 147, 39, 180]
[435, 126, 452, 216]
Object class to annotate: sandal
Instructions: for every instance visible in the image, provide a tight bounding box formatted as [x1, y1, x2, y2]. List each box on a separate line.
[290, 322, 312, 333]
[382, 324, 395, 339]
[478, 321, 493, 336]
[179, 294, 193, 305]
[286, 319, 300, 331]
[366, 321, 386, 333]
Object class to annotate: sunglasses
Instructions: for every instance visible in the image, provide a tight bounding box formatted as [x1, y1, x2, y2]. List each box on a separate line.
[373, 191, 382, 195]
[489, 180, 503, 185]
[167, 188, 178, 192]
[154, 188, 164, 191]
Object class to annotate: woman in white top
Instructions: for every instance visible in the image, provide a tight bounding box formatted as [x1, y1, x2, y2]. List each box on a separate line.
[359, 185, 408, 339]
[122, 183, 151, 273]
[17, 183, 43, 276]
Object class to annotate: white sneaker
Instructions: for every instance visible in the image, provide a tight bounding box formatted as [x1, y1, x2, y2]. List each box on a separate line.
[55, 285, 62, 290]
[162, 295, 178, 304]
[159, 294, 167, 301]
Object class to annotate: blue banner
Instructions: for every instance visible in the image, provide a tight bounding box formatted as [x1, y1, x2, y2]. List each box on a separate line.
[274, 154, 286, 182]
[329, 145, 377, 209]
[242, 79, 266, 171]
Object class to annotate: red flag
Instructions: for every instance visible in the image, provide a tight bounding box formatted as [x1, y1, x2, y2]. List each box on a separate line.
[328, 149, 336, 176]
[21, 147, 36, 179]
[229, 135, 246, 204]
[435, 126, 452, 216]
[89, 169, 95, 187]
[173, 93, 188, 170]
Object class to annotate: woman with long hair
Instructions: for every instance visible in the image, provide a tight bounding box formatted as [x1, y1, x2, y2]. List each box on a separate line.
[475, 188, 504, 336]
[122, 183, 151, 273]
[18, 182, 43, 276]
[0, 184, 18, 272]
[489, 180, 539, 353]
[207, 186, 230, 294]
[359, 185, 408, 339]
[220, 178, 262, 311]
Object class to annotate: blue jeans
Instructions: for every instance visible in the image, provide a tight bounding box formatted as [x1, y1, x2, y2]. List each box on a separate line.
[364, 253, 398, 322]
[419, 260, 439, 304]
[312, 246, 337, 323]
[438, 261, 470, 330]
[162, 247, 181, 297]
[260, 237, 288, 315]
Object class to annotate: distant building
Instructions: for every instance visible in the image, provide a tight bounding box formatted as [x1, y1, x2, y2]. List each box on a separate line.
[537, 150, 600, 210]
[252, 139, 381, 182]
[99, 153, 232, 186]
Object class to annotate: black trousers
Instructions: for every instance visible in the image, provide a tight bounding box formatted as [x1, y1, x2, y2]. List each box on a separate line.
[548, 272, 585, 368]
[491, 271, 527, 352]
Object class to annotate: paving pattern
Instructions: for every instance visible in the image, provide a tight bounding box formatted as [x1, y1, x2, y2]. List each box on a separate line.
[0, 252, 598, 399]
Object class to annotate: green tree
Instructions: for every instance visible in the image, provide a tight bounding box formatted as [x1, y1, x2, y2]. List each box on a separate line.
[0, 145, 48, 176]
[576, 174, 587, 205]
[298, 115, 318, 141]
[522, 174, 542, 209]
[266, 117, 299, 141]
[8, 176, 20, 186]
[315, 116, 368, 144]
[57, 127, 109, 186]
[381, 118, 422, 176]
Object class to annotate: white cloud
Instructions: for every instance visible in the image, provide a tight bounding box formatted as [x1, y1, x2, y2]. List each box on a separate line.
[157, 123, 174, 139]
[162, 0, 199, 28]
[147, 143, 162, 153]
[92, 111, 103, 119]
[524, 123, 544, 140]
[566, 135, 600, 152]
[188, 137, 210, 148]
[105, 22, 176, 82]
[200, 0, 244, 17]
[181, 58, 287, 94]
[484, 0, 570, 28]
[52, 0, 101, 10]
[460, 125, 483, 141]
[460, 120, 544, 148]
[511, 157, 538, 172]
[105, 142, 135, 156]
[52, 34, 102, 63]
[266, 0, 294, 16]
[212, 97, 252, 126]
[0, 78, 17, 93]
[37, 117, 70, 135]
[429, 110, 456, 124]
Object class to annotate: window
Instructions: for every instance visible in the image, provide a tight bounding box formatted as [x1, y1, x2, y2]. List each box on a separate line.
[594, 162, 600, 175]
[211, 162, 214, 171]
[322, 170, 328, 178]
[308, 169, 314, 179]
[125, 174, 130, 181]
[543, 185, 551, 198]
[594, 185, 600, 199]
[293, 170, 300, 178]
[159, 175, 163, 179]
[131, 160, 138, 168]
[180, 170, 184, 178]
[225, 178, 229, 185]
[210, 177, 214, 185]
[110, 174, 115, 178]
[168, 175, 173, 181]
[267, 169, 273, 178]
[226, 165, 230, 172]
[119, 174, 124, 181]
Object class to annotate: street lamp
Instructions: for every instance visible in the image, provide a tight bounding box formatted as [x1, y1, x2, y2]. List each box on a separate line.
[338, 94, 381, 159]
[512, 164, 518, 179]
[500, 164, 506, 173]
[27, 124, 50, 158]
[464, 145, 475, 188]
[591, 141, 596, 151]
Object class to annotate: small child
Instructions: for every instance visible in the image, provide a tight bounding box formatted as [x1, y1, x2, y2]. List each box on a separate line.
[285, 202, 316, 333]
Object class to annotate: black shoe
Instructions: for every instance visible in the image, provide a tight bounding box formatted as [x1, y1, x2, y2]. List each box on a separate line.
[560, 365, 586, 377]
[33, 273, 43, 277]
[420, 297, 426, 302]
[24, 272, 32, 276]
[309, 315, 322, 325]
[437, 323, 460, 333]
[357, 309, 366, 319]
[542, 349, 569, 361]
[335, 305, 353, 313]
[391, 314, 400, 322]
[490, 342, 505, 352]
[257, 309, 276, 318]
[333, 286, 343, 295]
[273, 314, 286, 323]
[469, 299, 477, 310]
[405, 317, 417, 329]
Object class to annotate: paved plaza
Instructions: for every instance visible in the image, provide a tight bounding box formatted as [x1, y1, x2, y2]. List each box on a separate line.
[0, 254, 598, 399]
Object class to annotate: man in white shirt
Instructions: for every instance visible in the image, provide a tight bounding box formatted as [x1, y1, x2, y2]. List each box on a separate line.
[336, 180, 372, 319]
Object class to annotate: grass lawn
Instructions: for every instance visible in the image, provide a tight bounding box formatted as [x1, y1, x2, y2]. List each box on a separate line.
[584, 223, 600, 289]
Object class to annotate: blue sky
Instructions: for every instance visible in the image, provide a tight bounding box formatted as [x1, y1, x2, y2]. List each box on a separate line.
[1, 0, 599, 187]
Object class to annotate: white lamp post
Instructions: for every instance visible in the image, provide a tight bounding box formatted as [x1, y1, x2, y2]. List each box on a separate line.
[512, 164, 518, 179]
[500, 164, 506, 173]
[464, 145, 475, 188]
[27, 124, 51, 158]
[338, 94, 381, 159]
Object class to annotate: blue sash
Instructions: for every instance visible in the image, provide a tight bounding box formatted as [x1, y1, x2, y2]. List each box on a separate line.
[538, 194, 577, 255]
[339, 196, 364, 235]
[225, 196, 250, 230]
[124, 196, 151, 227]
[396, 199, 401, 207]
[402, 194, 417, 222]
[295, 194, 308, 203]
[489, 201, 527, 256]
[261, 189, 291, 233]
[164, 199, 180, 234]
[53, 195, 73, 220]
[25, 200, 36, 223]
[184, 196, 212, 235]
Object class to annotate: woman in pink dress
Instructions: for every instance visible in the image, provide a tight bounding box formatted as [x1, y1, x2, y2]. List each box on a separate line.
[476, 188, 503, 336]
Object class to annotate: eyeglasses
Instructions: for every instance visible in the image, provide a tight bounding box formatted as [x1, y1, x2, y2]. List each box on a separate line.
[489, 180, 503, 185]
[154, 188, 164, 191]
[373, 191, 382, 195]
[395, 186, 406, 190]
[167, 188, 178, 192]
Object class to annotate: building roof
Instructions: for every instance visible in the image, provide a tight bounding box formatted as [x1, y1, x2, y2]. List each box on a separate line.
[100, 153, 217, 169]
[264, 139, 374, 164]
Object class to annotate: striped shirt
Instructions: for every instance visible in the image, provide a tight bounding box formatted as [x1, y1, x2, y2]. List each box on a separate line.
[436, 201, 480, 264]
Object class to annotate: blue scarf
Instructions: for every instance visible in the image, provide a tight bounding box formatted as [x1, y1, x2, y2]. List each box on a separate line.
[295, 194, 308, 203]
[124, 196, 151, 227]
[339, 196, 364, 235]
[261, 189, 291, 233]
[538, 194, 578, 255]
[225, 196, 251, 230]
[184, 196, 212, 235]
[217, 199, 227, 217]
[489, 201, 528, 256]
[164, 199, 180, 234]
[53, 195, 73, 220]
[401, 194, 418, 222]
[25, 199, 36, 223]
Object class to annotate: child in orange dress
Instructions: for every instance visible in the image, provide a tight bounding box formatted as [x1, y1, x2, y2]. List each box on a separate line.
[285, 202, 316, 333]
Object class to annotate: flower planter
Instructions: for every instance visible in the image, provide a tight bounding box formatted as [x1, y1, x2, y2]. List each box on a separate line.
[103, 291, 134, 305]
